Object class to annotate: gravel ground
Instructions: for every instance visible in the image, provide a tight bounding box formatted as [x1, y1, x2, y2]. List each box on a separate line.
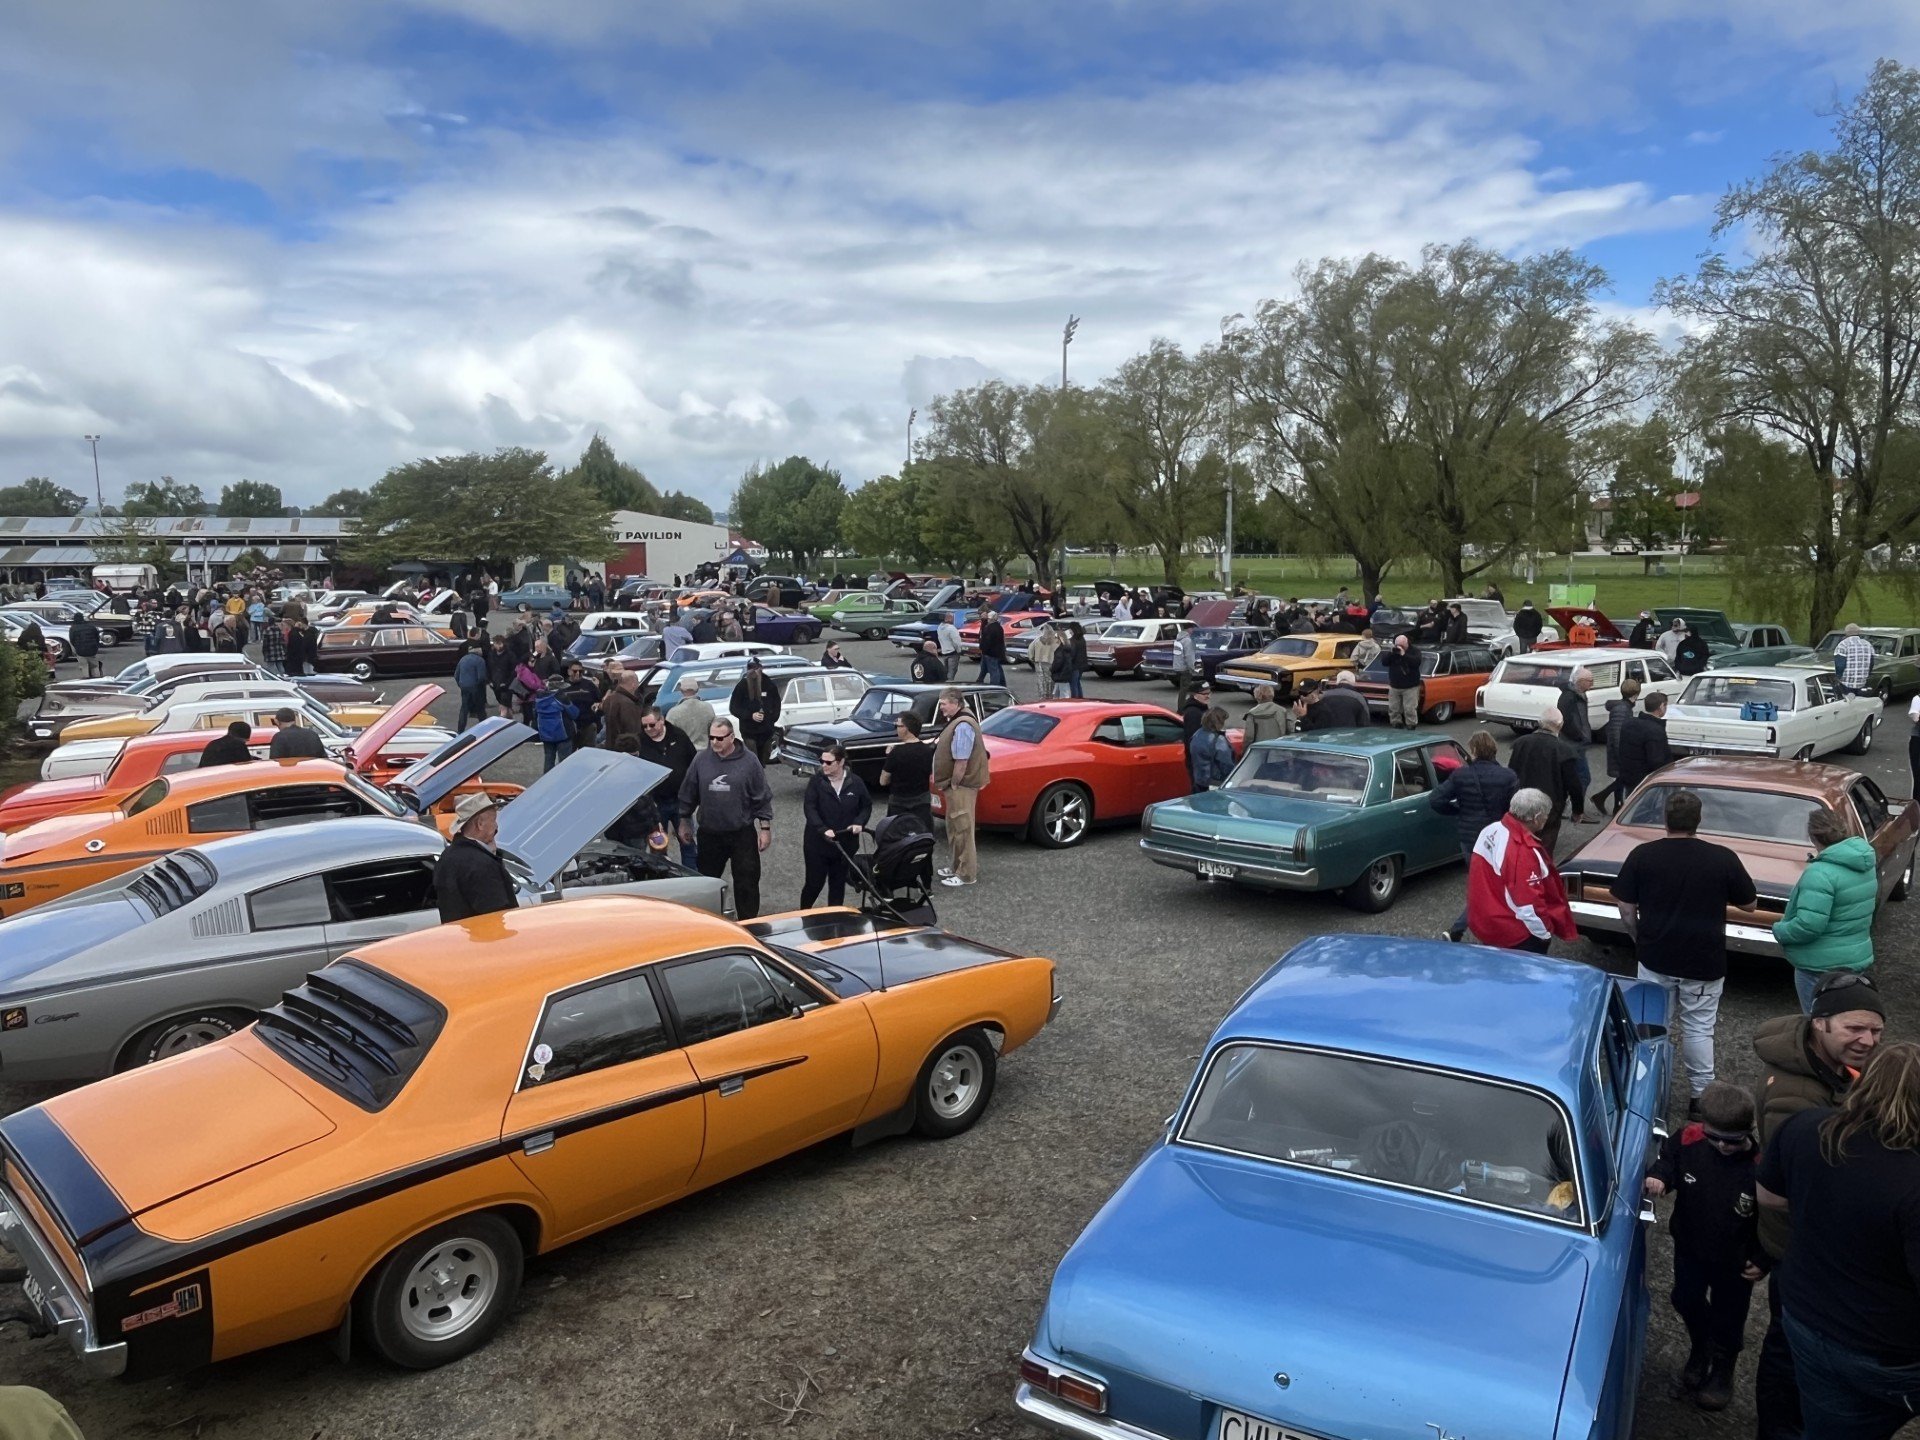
[4, 630, 1915, 1438]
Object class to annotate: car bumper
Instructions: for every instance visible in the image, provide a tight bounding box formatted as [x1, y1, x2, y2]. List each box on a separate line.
[1015, 1385, 1173, 1439]
[1669, 741, 1782, 758]
[1567, 899, 1784, 956]
[1139, 837, 1320, 891]
[0, 1184, 125, 1377]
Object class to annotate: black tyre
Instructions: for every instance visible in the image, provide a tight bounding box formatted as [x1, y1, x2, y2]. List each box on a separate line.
[1845, 715, 1877, 755]
[911, 1028, 998, 1138]
[862, 625, 886, 640]
[120, 1008, 252, 1070]
[1028, 782, 1093, 848]
[352, 659, 376, 681]
[1342, 855, 1403, 913]
[1091, 667, 1113, 679]
[517, 603, 530, 613]
[359, 1214, 524, 1370]
[799, 626, 819, 643]
[1794, 744, 1816, 762]
[1877, 678, 1893, 703]
[1424, 701, 1456, 723]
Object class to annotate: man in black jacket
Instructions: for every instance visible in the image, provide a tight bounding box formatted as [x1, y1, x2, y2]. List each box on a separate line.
[631, 708, 699, 866]
[197, 720, 256, 768]
[434, 793, 518, 922]
[977, 611, 1007, 686]
[267, 707, 327, 759]
[1627, 611, 1657, 650]
[69, 614, 102, 678]
[1506, 707, 1588, 853]
[1511, 600, 1544, 653]
[1383, 635, 1424, 729]
[1675, 623, 1713, 677]
[1618, 690, 1675, 797]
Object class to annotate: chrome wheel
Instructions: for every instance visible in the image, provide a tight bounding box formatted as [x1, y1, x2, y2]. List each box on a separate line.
[926, 1043, 986, 1120]
[151, 1019, 236, 1059]
[1367, 859, 1396, 900]
[1032, 783, 1091, 847]
[399, 1236, 501, 1344]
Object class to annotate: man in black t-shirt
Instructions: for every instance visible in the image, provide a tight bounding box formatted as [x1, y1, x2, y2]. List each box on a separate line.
[1612, 788, 1758, 1115]
[1756, 1042, 1920, 1433]
[879, 711, 935, 831]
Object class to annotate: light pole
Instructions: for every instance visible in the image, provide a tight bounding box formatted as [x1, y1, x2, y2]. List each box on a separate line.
[907, 408, 916, 470]
[1061, 315, 1079, 388]
[83, 435, 102, 509]
[1220, 314, 1244, 592]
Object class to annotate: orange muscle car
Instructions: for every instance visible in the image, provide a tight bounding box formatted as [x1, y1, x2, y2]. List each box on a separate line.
[0, 899, 1057, 1378]
[1212, 631, 1366, 701]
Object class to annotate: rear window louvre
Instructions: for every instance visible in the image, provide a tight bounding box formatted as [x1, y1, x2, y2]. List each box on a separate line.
[126, 853, 217, 918]
[255, 962, 446, 1110]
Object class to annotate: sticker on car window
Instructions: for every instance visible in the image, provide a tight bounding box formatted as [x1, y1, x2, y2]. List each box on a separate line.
[1121, 715, 1145, 742]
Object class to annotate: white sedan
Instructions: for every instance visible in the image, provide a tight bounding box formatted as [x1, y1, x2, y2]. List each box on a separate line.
[1666, 667, 1882, 761]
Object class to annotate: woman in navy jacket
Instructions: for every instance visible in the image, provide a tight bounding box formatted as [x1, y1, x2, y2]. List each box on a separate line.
[801, 743, 874, 907]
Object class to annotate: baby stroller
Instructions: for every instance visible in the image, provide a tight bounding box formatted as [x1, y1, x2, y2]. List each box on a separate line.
[847, 812, 938, 926]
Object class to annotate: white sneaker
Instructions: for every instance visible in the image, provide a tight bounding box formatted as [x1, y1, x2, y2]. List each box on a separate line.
[940, 875, 975, 887]
[936, 866, 956, 878]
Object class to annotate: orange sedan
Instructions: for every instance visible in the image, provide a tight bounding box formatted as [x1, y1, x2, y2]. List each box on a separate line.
[932, 701, 1240, 847]
[0, 898, 1057, 1378]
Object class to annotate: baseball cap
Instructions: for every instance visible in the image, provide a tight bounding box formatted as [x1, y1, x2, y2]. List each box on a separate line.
[452, 792, 499, 830]
[677, 677, 702, 693]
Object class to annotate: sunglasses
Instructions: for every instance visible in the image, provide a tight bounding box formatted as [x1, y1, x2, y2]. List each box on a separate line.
[1814, 972, 1880, 998]
[708, 732, 730, 741]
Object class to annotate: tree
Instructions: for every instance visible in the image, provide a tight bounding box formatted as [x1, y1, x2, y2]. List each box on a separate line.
[838, 471, 926, 563]
[351, 449, 615, 576]
[1586, 416, 1684, 551]
[91, 513, 176, 580]
[0, 478, 84, 515]
[310, 488, 370, 517]
[563, 435, 661, 514]
[1097, 339, 1221, 584]
[655, 489, 714, 525]
[730, 457, 847, 573]
[122, 477, 208, 518]
[217, 480, 285, 517]
[1661, 59, 1920, 638]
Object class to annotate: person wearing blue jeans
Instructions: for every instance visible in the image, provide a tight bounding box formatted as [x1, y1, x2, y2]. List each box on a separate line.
[976, 612, 1007, 688]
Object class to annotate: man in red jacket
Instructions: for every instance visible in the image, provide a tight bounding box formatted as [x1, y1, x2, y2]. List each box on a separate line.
[1467, 788, 1577, 953]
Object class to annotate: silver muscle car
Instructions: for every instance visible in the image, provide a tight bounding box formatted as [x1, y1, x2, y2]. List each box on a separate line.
[28, 661, 378, 745]
[0, 747, 726, 1082]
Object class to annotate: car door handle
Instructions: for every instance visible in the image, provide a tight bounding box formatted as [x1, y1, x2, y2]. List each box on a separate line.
[717, 1076, 746, 1097]
[522, 1131, 555, 1156]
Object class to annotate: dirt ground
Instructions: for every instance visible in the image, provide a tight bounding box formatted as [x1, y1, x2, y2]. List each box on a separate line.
[5, 630, 1913, 1438]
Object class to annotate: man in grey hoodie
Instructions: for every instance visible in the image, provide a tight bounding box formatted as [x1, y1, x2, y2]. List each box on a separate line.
[1241, 683, 1293, 744]
[677, 716, 775, 918]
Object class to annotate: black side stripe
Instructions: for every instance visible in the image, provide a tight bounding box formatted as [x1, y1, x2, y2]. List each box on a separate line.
[80, 1055, 807, 1292]
[0, 1109, 126, 1246]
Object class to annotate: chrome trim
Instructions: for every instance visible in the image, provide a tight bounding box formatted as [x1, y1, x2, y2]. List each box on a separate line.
[0, 1181, 125, 1377]
[1014, 1385, 1172, 1440]
[1568, 900, 1782, 956]
[1172, 1039, 1594, 1234]
[1139, 838, 1321, 891]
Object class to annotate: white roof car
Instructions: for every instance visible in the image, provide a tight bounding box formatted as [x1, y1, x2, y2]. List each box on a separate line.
[52, 651, 256, 694]
[664, 640, 788, 663]
[580, 611, 653, 635]
[1442, 597, 1561, 656]
[1474, 648, 1676, 735]
[1666, 667, 1882, 762]
[39, 706, 452, 782]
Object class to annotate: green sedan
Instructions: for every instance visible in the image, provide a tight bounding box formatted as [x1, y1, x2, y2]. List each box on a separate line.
[828, 594, 932, 639]
[1139, 730, 1469, 912]
[1784, 626, 1920, 701]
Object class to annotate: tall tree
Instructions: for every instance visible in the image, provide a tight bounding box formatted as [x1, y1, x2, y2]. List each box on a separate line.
[731, 456, 846, 572]
[0, 478, 84, 515]
[1661, 59, 1920, 638]
[122, 477, 209, 517]
[655, 489, 715, 525]
[217, 479, 285, 517]
[563, 435, 661, 513]
[1586, 416, 1685, 551]
[350, 449, 614, 576]
[309, 487, 369, 517]
[838, 471, 927, 563]
[1097, 339, 1220, 584]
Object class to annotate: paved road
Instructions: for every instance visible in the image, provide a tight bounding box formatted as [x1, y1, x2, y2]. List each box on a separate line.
[4, 631, 1915, 1438]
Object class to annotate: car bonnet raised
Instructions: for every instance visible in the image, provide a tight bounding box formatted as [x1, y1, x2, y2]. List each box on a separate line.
[495, 749, 668, 888]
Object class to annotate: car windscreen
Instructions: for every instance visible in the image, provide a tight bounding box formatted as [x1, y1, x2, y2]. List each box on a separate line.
[254, 961, 447, 1111]
[852, 689, 917, 722]
[980, 709, 1059, 743]
[1178, 1043, 1583, 1226]
[1225, 748, 1370, 803]
[1681, 675, 1798, 711]
[1618, 784, 1827, 844]
[123, 777, 170, 817]
[1259, 638, 1319, 658]
[1815, 632, 1896, 656]
[1493, 660, 1571, 687]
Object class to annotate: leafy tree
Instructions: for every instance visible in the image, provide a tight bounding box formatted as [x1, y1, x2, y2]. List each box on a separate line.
[351, 449, 615, 577]
[1586, 416, 1684, 551]
[1661, 59, 1920, 638]
[731, 457, 847, 572]
[655, 489, 714, 525]
[122, 477, 209, 518]
[0, 478, 84, 515]
[91, 513, 177, 581]
[1097, 339, 1221, 584]
[839, 471, 926, 563]
[310, 488, 370, 517]
[914, 462, 1014, 574]
[563, 435, 661, 513]
[216, 480, 285, 517]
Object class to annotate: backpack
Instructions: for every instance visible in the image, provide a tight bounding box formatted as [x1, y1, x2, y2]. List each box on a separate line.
[534, 692, 572, 742]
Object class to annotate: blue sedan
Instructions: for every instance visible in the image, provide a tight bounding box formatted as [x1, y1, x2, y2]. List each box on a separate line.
[1016, 935, 1672, 1440]
[498, 580, 574, 611]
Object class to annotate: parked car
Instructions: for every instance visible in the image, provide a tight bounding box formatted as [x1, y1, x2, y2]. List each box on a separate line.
[23, 664, 378, 748]
[827, 595, 940, 640]
[933, 702, 1240, 848]
[0, 896, 1056, 1376]
[1713, 622, 1812, 669]
[1212, 632, 1364, 700]
[1141, 626, 1283, 687]
[1006, 617, 1120, 669]
[51, 679, 393, 747]
[1083, 618, 1196, 679]
[781, 684, 1014, 786]
[626, 652, 817, 708]
[1352, 642, 1500, 723]
[743, 574, 812, 608]
[1474, 648, 1676, 735]
[7, 598, 131, 647]
[316, 624, 467, 680]
[1561, 756, 1918, 957]
[1666, 667, 1881, 760]
[1017, 934, 1670, 1440]
[1440, 596, 1560, 656]
[497, 580, 574, 612]
[886, 608, 979, 651]
[44, 651, 259, 696]
[569, 631, 667, 669]
[664, 640, 788, 664]
[1784, 626, 1920, 701]
[1140, 731, 1470, 911]
[740, 606, 822, 645]
[0, 608, 73, 663]
[957, 610, 1051, 657]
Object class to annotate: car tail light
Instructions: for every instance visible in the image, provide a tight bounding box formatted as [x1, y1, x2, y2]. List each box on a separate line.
[1292, 832, 1307, 863]
[1020, 1351, 1108, 1414]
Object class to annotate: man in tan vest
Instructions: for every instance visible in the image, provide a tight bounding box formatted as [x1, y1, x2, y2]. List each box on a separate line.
[931, 688, 987, 887]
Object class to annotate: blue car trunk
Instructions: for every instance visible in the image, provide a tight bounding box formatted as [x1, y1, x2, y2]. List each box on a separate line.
[1046, 1145, 1587, 1440]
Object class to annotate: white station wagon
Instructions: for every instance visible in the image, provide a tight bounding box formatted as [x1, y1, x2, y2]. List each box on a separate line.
[1474, 648, 1677, 735]
[1666, 667, 1882, 761]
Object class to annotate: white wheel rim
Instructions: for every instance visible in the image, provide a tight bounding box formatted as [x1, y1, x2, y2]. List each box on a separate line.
[400, 1237, 500, 1343]
[1369, 860, 1396, 899]
[927, 1045, 984, 1119]
[1042, 789, 1089, 844]
[152, 1020, 233, 1059]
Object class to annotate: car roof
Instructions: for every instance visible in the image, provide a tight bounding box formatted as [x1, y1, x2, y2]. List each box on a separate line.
[1639, 755, 1861, 802]
[1255, 729, 1429, 756]
[360, 895, 751, 1007]
[144, 757, 356, 798]
[1505, 647, 1663, 664]
[1220, 934, 1605, 1100]
[188, 815, 442, 885]
[1823, 625, 1920, 636]
[1688, 665, 1819, 682]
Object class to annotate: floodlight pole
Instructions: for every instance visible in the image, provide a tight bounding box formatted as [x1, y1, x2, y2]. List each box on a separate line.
[1062, 315, 1079, 389]
[83, 434, 103, 508]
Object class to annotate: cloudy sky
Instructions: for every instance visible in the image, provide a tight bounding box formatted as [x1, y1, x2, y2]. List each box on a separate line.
[0, 1, 1915, 512]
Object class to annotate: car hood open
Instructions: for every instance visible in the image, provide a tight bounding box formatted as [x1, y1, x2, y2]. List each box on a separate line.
[497, 749, 668, 888]
[341, 683, 444, 770]
[380, 717, 533, 813]
[1047, 1146, 1586, 1440]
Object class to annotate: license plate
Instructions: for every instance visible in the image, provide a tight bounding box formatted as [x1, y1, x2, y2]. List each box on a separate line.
[1198, 860, 1236, 880]
[21, 1272, 46, 1315]
[1219, 1410, 1310, 1440]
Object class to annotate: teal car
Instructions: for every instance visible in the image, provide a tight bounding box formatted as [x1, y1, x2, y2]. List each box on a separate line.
[1139, 730, 1469, 912]
[1709, 621, 1813, 670]
[828, 594, 933, 639]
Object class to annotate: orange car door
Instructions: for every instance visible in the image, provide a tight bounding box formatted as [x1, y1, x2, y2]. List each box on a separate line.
[503, 971, 706, 1244]
[657, 950, 880, 1191]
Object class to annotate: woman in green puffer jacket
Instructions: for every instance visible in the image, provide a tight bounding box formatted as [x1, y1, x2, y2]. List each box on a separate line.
[1774, 807, 1880, 1013]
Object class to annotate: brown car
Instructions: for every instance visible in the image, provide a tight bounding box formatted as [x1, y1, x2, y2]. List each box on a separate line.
[1560, 756, 1919, 958]
[315, 623, 465, 680]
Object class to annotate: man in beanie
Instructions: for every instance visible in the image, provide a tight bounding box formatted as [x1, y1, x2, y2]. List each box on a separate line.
[434, 793, 519, 922]
[1749, 971, 1887, 1439]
